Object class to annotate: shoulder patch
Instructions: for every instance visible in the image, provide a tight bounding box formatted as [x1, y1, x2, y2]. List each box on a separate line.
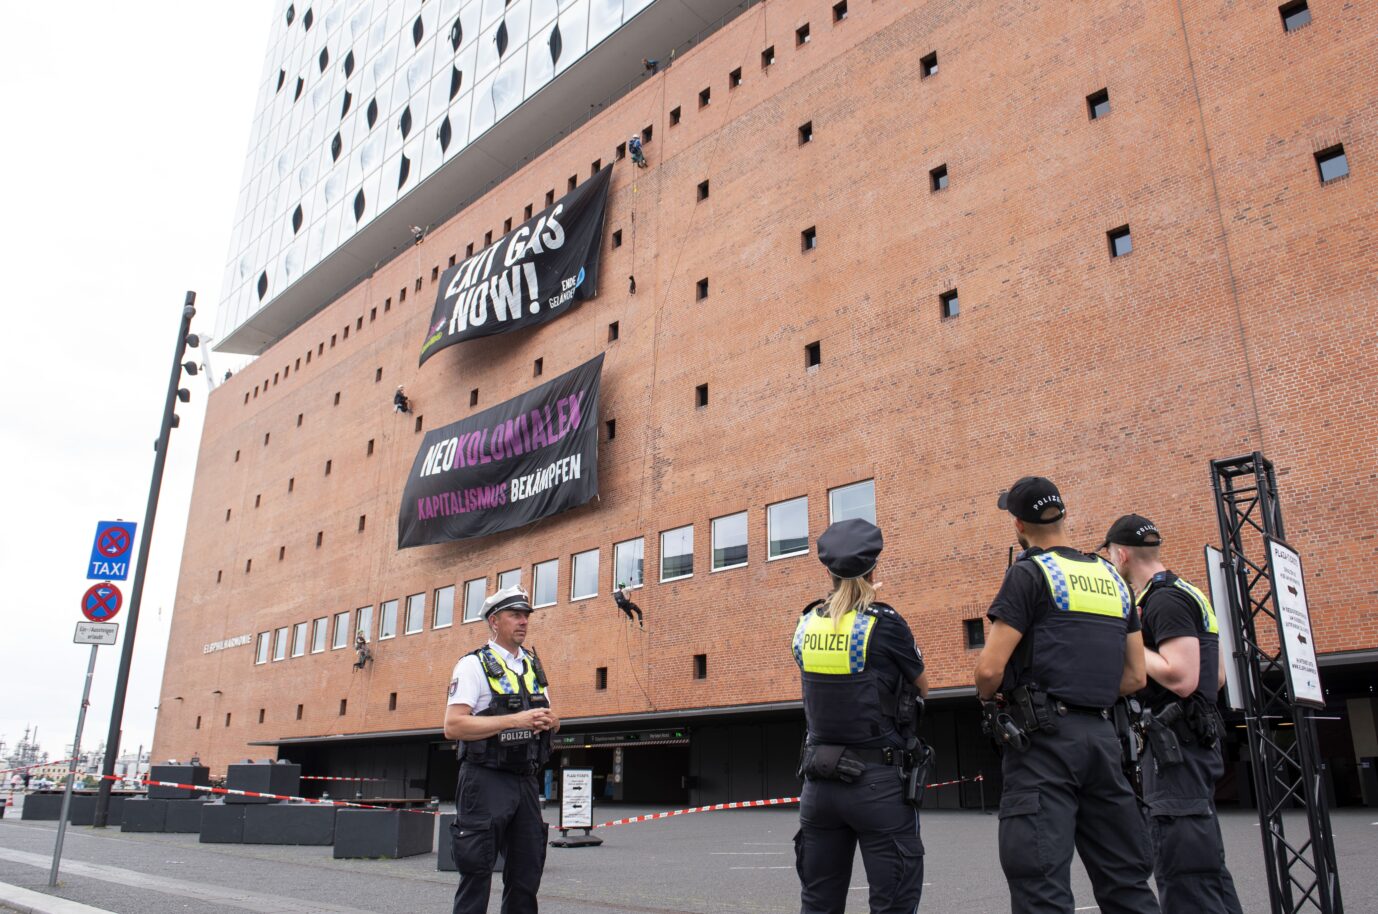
[447, 678, 458, 697]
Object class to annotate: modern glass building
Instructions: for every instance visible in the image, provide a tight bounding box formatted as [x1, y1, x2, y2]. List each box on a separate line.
[216, 0, 748, 353]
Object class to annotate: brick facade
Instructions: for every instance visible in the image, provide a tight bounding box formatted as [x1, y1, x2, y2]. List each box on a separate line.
[153, 0, 1377, 773]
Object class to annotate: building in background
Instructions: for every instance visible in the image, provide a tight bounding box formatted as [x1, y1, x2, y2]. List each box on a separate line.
[155, 0, 1378, 809]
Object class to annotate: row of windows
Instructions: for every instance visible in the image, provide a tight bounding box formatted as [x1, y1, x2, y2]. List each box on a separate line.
[251, 480, 876, 666]
[191, 692, 401, 730]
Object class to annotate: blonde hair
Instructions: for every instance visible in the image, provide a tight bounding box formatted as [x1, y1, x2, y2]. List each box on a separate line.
[825, 575, 876, 629]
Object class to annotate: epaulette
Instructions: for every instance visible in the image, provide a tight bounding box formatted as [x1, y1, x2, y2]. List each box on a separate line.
[865, 601, 899, 619]
[802, 598, 826, 616]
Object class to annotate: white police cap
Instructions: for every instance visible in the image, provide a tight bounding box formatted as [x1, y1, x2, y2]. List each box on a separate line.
[482, 584, 533, 619]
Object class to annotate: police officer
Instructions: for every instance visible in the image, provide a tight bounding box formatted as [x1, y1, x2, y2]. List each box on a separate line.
[443, 585, 558, 914]
[1102, 514, 1243, 914]
[974, 477, 1159, 914]
[793, 518, 929, 914]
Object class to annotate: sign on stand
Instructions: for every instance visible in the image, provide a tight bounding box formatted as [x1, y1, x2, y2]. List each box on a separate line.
[1265, 537, 1325, 709]
[550, 768, 602, 848]
[75, 623, 119, 646]
[1203, 546, 1245, 711]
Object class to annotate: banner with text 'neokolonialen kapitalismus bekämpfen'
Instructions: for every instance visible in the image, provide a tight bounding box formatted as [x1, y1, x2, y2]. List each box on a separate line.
[397, 354, 603, 548]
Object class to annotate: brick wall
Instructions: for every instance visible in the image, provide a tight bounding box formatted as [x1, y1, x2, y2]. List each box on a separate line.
[153, 0, 1377, 771]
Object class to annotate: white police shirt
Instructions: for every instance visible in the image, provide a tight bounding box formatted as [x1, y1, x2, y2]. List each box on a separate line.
[447, 640, 548, 714]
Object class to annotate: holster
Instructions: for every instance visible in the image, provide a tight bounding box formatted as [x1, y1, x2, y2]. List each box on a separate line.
[1010, 685, 1058, 735]
[904, 742, 935, 807]
[1144, 709, 1185, 767]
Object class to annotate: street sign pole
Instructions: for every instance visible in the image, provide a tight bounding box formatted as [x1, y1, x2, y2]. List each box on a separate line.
[50, 644, 98, 886]
[93, 292, 197, 829]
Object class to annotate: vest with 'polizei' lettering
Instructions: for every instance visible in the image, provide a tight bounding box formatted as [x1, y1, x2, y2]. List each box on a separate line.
[1135, 570, 1222, 711]
[1017, 549, 1135, 709]
[792, 604, 903, 747]
[458, 645, 552, 773]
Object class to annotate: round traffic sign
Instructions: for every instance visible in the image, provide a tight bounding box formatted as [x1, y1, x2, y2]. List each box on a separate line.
[97, 526, 132, 559]
[81, 583, 123, 622]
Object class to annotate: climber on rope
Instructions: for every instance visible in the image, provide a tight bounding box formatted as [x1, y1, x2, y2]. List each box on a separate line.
[628, 135, 647, 169]
[613, 582, 644, 628]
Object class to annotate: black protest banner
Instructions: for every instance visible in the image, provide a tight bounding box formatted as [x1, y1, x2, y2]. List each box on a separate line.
[419, 166, 612, 365]
[397, 354, 603, 548]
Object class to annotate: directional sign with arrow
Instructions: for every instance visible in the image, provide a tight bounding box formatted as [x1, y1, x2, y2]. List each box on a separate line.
[88, 521, 137, 581]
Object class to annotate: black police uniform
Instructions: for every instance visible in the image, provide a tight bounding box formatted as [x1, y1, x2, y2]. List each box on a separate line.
[450, 644, 551, 914]
[1137, 572, 1243, 914]
[987, 547, 1159, 914]
[793, 518, 927, 914]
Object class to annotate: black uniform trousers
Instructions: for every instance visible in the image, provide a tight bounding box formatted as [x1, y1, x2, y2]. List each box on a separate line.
[998, 711, 1158, 914]
[795, 762, 924, 914]
[450, 763, 547, 914]
[1142, 734, 1243, 914]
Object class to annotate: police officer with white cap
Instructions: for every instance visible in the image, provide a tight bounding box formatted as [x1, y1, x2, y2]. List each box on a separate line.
[1102, 514, 1243, 914]
[793, 518, 930, 914]
[975, 477, 1159, 914]
[443, 585, 558, 914]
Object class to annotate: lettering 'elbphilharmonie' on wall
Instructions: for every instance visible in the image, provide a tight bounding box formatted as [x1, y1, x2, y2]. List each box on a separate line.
[215, 0, 748, 355]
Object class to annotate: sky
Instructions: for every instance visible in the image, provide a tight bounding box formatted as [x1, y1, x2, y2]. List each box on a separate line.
[0, 2, 273, 764]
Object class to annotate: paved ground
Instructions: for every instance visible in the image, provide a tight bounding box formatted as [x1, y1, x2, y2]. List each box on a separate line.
[1, 796, 1375, 913]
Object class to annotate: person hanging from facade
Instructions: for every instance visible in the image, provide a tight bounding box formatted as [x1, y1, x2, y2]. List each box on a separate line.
[443, 585, 558, 914]
[628, 135, 647, 168]
[1102, 514, 1244, 914]
[613, 582, 643, 628]
[975, 477, 1160, 914]
[393, 385, 411, 414]
[353, 632, 373, 670]
[794, 518, 931, 914]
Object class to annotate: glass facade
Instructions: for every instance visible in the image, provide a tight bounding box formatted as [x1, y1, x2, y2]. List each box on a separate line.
[217, 0, 662, 345]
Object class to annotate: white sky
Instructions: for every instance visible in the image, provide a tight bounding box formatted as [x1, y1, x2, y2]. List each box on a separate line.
[0, 2, 273, 763]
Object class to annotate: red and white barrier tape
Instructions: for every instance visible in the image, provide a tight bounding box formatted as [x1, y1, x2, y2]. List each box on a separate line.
[0, 759, 77, 776]
[299, 776, 389, 782]
[97, 774, 436, 815]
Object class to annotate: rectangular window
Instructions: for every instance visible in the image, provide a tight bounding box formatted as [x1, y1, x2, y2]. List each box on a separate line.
[333, 610, 351, 648]
[357, 605, 374, 642]
[661, 525, 694, 581]
[311, 617, 328, 653]
[697, 179, 710, 201]
[965, 618, 986, 649]
[1279, 0, 1310, 32]
[533, 560, 558, 607]
[524, 204, 533, 220]
[434, 585, 455, 629]
[273, 626, 288, 661]
[920, 51, 938, 78]
[796, 23, 811, 45]
[608, 321, 620, 341]
[590, 160, 600, 176]
[929, 164, 948, 191]
[534, 357, 543, 377]
[612, 229, 622, 248]
[255, 632, 270, 665]
[379, 600, 398, 639]
[729, 67, 742, 88]
[642, 125, 653, 144]
[616, 142, 626, 160]
[463, 578, 487, 623]
[829, 479, 877, 524]
[605, 419, 616, 440]
[1108, 225, 1133, 258]
[596, 667, 608, 690]
[614, 538, 645, 589]
[712, 512, 749, 570]
[339, 699, 348, 716]
[404, 592, 426, 634]
[940, 289, 960, 319]
[694, 654, 708, 679]
[833, 1, 848, 21]
[571, 548, 600, 600]
[296, 704, 303, 720]
[1086, 88, 1110, 120]
[798, 121, 813, 145]
[389, 692, 398, 710]
[762, 46, 775, 68]
[291, 622, 307, 657]
[696, 278, 709, 300]
[545, 189, 555, 206]
[801, 226, 817, 250]
[805, 341, 821, 369]
[1315, 145, 1348, 183]
[670, 106, 681, 125]
[699, 87, 711, 108]
[695, 383, 709, 407]
[768, 496, 810, 559]
[498, 568, 522, 590]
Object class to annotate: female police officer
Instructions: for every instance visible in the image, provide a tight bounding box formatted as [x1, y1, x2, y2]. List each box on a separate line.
[793, 518, 929, 914]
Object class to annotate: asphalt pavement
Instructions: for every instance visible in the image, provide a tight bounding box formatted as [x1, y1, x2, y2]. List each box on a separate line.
[1, 795, 1375, 913]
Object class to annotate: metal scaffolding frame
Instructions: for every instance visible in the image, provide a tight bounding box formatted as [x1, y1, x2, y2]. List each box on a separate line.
[1210, 452, 1343, 914]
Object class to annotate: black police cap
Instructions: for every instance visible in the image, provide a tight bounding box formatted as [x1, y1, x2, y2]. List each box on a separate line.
[1099, 514, 1162, 550]
[997, 476, 1066, 524]
[817, 518, 883, 579]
